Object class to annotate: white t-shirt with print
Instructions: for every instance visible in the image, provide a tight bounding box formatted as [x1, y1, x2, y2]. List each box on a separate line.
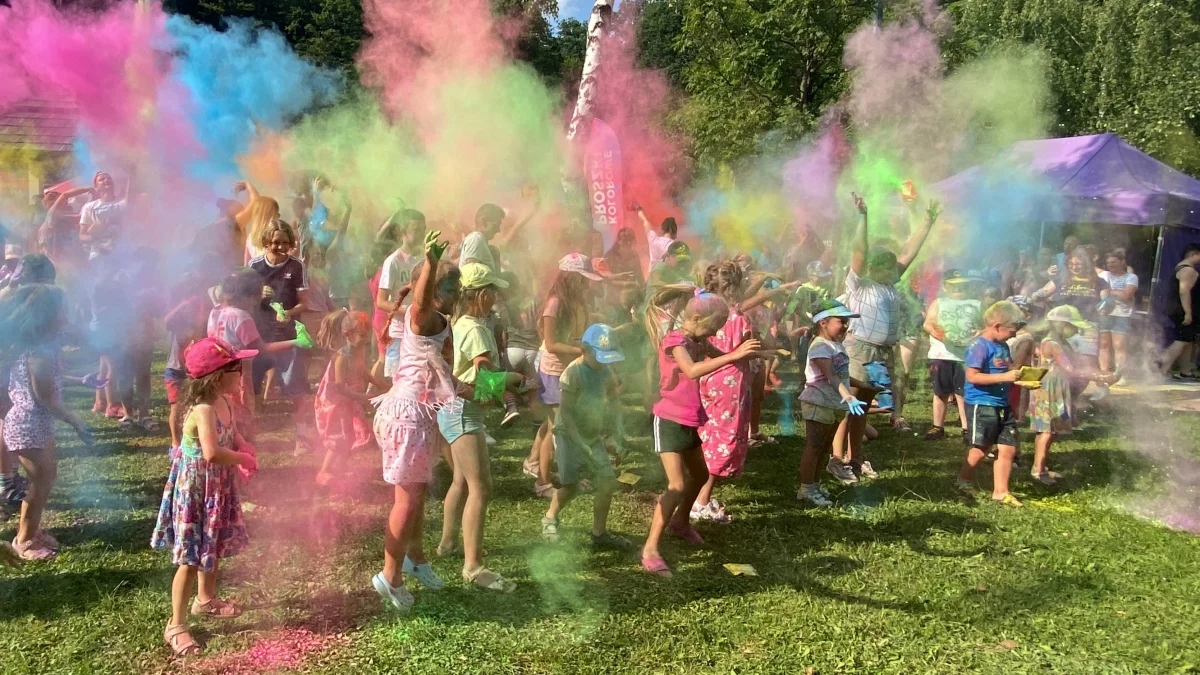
[800, 336, 850, 410]
[379, 248, 416, 293]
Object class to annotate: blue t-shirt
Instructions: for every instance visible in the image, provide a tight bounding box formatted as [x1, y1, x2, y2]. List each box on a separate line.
[963, 336, 1012, 407]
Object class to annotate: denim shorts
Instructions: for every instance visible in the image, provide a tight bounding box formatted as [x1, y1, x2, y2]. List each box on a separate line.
[1098, 314, 1131, 335]
[437, 399, 485, 444]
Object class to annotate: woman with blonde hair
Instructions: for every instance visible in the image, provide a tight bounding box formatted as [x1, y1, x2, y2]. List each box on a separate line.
[233, 181, 281, 264]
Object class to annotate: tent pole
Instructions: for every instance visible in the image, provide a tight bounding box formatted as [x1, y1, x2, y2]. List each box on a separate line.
[1150, 225, 1166, 312]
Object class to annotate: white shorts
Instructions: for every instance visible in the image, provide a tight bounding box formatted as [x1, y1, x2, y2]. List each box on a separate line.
[507, 348, 540, 383]
[375, 408, 440, 486]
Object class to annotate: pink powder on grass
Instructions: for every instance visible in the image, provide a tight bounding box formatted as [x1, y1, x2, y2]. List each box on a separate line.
[191, 628, 345, 674]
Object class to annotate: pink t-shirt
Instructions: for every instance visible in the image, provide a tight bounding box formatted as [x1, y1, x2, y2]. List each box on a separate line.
[538, 295, 586, 377]
[651, 330, 707, 427]
[207, 305, 261, 350]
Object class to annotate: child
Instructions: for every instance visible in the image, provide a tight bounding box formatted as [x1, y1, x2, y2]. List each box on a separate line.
[798, 300, 870, 506]
[1028, 305, 1118, 485]
[540, 324, 632, 549]
[922, 270, 982, 442]
[1, 284, 92, 560]
[163, 278, 210, 455]
[640, 285, 760, 577]
[956, 301, 1026, 506]
[313, 309, 385, 486]
[437, 262, 523, 593]
[1005, 296, 1037, 422]
[208, 269, 310, 438]
[692, 261, 754, 523]
[496, 271, 541, 429]
[152, 337, 258, 656]
[371, 231, 460, 610]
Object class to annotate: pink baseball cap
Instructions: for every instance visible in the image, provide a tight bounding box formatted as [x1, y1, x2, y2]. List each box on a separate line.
[185, 338, 257, 379]
[558, 252, 608, 281]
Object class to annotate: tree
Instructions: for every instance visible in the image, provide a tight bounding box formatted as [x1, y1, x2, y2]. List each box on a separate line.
[634, 0, 686, 88]
[673, 0, 870, 168]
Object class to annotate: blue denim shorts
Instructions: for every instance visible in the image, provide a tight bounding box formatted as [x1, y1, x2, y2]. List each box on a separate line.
[1098, 314, 1131, 335]
[437, 399, 485, 444]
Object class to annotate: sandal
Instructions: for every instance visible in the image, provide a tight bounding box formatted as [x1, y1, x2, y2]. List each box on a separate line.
[190, 597, 242, 618]
[164, 624, 202, 656]
[541, 516, 560, 543]
[992, 493, 1024, 508]
[1031, 470, 1061, 486]
[463, 567, 516, 593]
[139, 418, 160, 432]
[641, 556, 673, 578]
[590, 531, 633, 551]
[119, 417, 135, 431]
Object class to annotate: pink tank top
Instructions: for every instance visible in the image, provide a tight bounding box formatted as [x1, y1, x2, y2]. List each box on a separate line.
[373, 305, 459, 416]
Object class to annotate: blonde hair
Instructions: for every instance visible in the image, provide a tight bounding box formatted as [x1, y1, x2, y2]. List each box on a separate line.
[643, 284, 729, 349]
[260, 218, 297, 249]
[244, 196, 281, 250]
[983, 300, 1024, 328]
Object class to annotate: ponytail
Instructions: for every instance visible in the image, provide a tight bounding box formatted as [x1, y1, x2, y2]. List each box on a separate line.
[642, 284, 729, 350]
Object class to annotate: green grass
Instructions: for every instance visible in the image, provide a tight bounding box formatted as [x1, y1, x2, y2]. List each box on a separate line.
[3, 354, 1200, 674]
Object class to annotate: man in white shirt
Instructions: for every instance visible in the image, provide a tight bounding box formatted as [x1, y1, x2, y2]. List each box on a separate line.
[830, 192, 940, 482]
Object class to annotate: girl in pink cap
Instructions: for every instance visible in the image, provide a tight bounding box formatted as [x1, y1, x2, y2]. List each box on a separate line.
[151, 337, 259, 656]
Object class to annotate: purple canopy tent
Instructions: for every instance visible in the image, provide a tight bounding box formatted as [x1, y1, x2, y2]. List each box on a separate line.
[930, 133, 1200, 309]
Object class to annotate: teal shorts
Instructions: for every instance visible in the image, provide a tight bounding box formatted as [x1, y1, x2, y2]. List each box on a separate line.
[437, 399, 485, 444]
[552, 431, 616, 486]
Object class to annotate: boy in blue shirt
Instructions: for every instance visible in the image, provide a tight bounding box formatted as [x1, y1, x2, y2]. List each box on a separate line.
[540, 324, 634, 550]
[957, 301, 1027, 506]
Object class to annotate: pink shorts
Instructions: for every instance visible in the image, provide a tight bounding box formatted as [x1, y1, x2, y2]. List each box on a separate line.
[375, 410, 440, 486]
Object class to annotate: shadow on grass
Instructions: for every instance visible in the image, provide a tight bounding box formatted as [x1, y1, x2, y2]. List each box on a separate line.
[0, 564, 166, 621]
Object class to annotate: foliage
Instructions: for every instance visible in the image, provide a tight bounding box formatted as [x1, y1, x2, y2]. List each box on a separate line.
[947, 0, 1200, 174]
[673, 0, 870, 169]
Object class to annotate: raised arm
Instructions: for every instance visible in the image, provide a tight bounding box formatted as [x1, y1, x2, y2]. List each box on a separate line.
[411, 231, 449, 336]
[494, 187, 541, 248]
[633, 203, 653, 235]
[669, 338, 761, 381]
[897, 200, 940, 270]
[850, 192, 868, 275]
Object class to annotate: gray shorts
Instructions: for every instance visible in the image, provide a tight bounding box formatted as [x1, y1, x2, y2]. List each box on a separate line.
[552, 432, 616, 486]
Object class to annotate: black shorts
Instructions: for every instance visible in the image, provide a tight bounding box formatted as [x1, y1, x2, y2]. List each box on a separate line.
[1165, 315, 1200, 344]
[966, 403, 1018, 449]
[652, 416, 701, 454]
[929, 359, 965, 398]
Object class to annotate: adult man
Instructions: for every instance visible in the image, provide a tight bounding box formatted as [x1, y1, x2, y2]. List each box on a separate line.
[1159, 243, 1200, 378]
[828, 192, 939, 484]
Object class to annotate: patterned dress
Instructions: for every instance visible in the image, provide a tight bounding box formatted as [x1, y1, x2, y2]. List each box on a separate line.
[313, 350, 373, 455]
[699, 311, 753, 477]
[151, 408, 249, 572]
[3, 345, 60, 452]
[1028, 336, 1073, 434]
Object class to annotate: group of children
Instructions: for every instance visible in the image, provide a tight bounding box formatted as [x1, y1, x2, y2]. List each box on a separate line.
[0, 178, 1135, 656]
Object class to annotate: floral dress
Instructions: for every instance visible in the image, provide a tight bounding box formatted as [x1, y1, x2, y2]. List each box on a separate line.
[313, 350, 373, 455]
[698, 310, 753, 477]
[151, 407, 249, 572]
[1028, 336, 1073, 434]
[3, 345, 61, 452]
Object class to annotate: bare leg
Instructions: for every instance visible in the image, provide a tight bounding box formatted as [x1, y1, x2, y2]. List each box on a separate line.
[1112, 333, 1128, 373]
[832, 415, 849, 463]
[845, 389, 876, 465]
[15, 443, 56, 545]
[1032, 432, 1053, 475]
[546, 483, 577, 521]
[452, 433, 492, 575]
[641, 451, 688, 561]
[1099, 332, 1113, 373]
[438, 442, 468, 557]
[671, 448, 710, 528]
[385, 483, 428, 586]
[196, 559, 219, 604]
[1159, 340, 1188, 375]
[799, 420, 836, 485]
[954, 395, 968, 432]
[536, 416, 556, 488]
[991, 444, 1017, 498]
[958, 446, 987, 483]
[932, 395, 947, 428]
[695, 473, 717, 507]
[170, 565, 198, 627]
[592, 477, 617, 535]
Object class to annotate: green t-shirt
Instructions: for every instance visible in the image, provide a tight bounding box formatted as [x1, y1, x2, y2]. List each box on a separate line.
[554, 358, 615, 444]
[452, 314, 499, 384]
[786, 282, 832, 320]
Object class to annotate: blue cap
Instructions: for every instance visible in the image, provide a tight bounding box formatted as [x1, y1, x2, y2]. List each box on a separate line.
[581, 323, 625, 364]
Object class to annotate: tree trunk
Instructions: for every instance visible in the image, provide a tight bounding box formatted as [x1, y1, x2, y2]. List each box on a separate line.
[566, 0, 614, 144]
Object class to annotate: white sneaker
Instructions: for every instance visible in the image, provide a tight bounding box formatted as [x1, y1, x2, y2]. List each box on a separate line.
[403, 557, 445, 590]
[501, 410, 520, 428]
[689, 500, 732, 523]
[372, 573, 414, 612]
[485, 433, 497, 446]
[797, 484, 833, 507]
[826, 458, 858, 485]
[856, 460, 879, 480]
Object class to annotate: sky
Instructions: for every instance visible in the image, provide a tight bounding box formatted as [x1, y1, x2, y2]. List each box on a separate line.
[560, 0, 620, 23]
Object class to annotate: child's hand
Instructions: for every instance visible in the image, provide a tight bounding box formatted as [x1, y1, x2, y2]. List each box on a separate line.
[262, 285, 275, 301]
[73, 421, 94, 446]
[931, 326, 945, 341]
[852, 192, 867, 216]
[424, 230, 448, 261]
[734, 339, 762, 359]
[843, 396, 868, 416]
[1005, 369, 1023, 383]
[233, 180, 248, 193]
[926, 199, 942, 223]
[238, 452, 258, 472]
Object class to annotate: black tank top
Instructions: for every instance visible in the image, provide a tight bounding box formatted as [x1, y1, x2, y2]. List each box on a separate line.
[1166, 263, 1200, 319]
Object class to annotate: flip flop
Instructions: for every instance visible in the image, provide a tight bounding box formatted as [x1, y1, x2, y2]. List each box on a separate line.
[164, 624, 202, 656]
[463, 567, 516, 593]
[190, 597, 242, 618]
[641, 556, 673, 578]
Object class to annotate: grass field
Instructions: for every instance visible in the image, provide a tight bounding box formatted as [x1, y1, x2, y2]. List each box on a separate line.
[3, 355, 1200, 674]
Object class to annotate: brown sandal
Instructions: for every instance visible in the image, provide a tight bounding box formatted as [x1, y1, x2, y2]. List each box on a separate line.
[190, 597, 242, 618]
[164, 624, 202, 656]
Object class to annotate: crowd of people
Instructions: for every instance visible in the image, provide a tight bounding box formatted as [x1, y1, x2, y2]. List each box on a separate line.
[1, 170, 1194, 656]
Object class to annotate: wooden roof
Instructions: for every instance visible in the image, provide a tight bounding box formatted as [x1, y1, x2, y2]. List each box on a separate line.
[0, 99, 79, 153]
